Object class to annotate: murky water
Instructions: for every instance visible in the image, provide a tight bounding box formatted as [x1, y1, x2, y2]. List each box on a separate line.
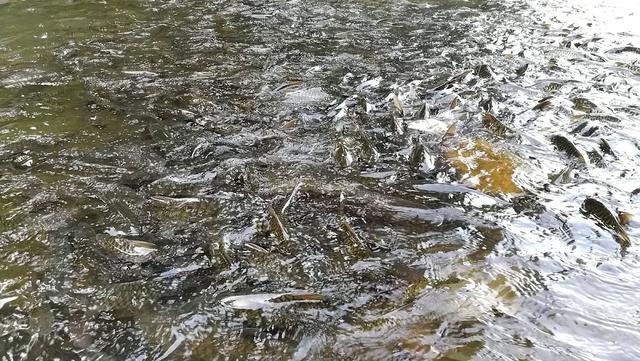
[1, 0, 640, 359]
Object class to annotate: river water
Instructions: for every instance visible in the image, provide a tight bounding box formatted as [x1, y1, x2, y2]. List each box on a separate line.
[1, 0, 639, 360]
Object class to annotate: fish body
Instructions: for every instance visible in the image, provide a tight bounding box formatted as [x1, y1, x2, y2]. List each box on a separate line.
[515, 63, 529, 76]
[97, 235, 157, 259]
[482, 112, 512, 136]
[474, 64, 494, 78]
[550, 135, 586, 164]
[581, 198, 631, 247]
[549, 165, 575, 185]
[409, 138, 434, 172]
[587, 150, 605, 167]
[413, 102, 429, 120]
[599, 138, 616, 157]
[533, 99, 553, 111]
[359, 135, 380, 163]
[573, 97, 598, 113]
[220, 292, 323, 310]
[391, 93, 404, 117]
[340, 218, 370, 258]
[335, 140, 354, 168]
[268, 206, 290, 242]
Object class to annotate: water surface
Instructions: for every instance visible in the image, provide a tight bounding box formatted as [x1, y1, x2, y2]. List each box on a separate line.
[1, 0, 640, 360]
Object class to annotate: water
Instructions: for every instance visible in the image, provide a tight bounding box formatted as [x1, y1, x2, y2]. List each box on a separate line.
[1, 0, 640, 359]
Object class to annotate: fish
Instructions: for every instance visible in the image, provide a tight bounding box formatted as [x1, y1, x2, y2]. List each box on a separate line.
[599, 138, 616, 157]
[408, 137, 434, 172]
[587, 150, 605, 167]
[393, 114, 405, 135]
[607, 46, 640, 55]
[441, 121, 458, 143]
[335, 139, 353, 168]
[533, 98, 553, 111]
[618, 61, 640, 74]
[272, 79, 303, 93]
[550, 135, 586, 163]
[448, 96, 461, 109]
[482, 112, 512, 136]
[340, 218, 370, 258]
[268, 205, 290, 242]
[544, 82, 563, 93]
[255, 217, 271, 236]
[515, 63, 529, 76]
[584, 113, 620, 123]
[573, 97, 598, 113]
[549, 165, 575, 185]
[632, 188, 640, 196]
[479, 97, 494, 112]
[281, 181, 303, 215]
[433, 70, 472, 91]
[359, 134, 380, 163]
[390, 93, 404, 118]
[474, 64, 493, 78]
[570, 121, 589, 134]
[97, 234, 157, 259]
[581, 198, 631, 248]
[207, 240, 231, 268]
[283, 87, 329, 105]
[220, 292, 323, 310]
[413, 102, 429, 120]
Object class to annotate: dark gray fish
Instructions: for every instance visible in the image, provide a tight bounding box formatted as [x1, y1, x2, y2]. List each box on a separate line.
[570, 120, 599, 137]
[632, 188, 640, 196]
[515, 63, 529, 76]
[273, 79, 303, 93]
[599, 138, 616, 157]
[448, 96, 461, 109]
[581, 198, 631, 247]
[570, 121, 589, 134]
[268, 205, 289, 242]
[340, 218, 370, 258]
[618, 62, 640, 74]
[533, 98, 553, 111]
[585, 113, 621, 123]
[587, 150, 605, 167]
[359, 134, 380, 163]
[269, 293, 324, 303]
[482, 112, 512, 136]
[582, 125, 599, 137]
[607, 46, 640, 55]
[413, 102, 428, 120]
[433, 70, 472, 91]
[544, 82, 563, 93]
[479, 97, 494, 112]
[573, 97, 598, 113]
[408, 137, 434, 172]
[441, 121, 458, 143]
[393, 114, 405, 135]
[550, 135, 586, 163]
[335, 139, 353, 168]
[549, 165, 575, 185]
[474, 64, 494, 78]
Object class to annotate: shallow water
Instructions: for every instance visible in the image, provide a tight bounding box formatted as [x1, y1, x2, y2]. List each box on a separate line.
[1, 0, 640, 360]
